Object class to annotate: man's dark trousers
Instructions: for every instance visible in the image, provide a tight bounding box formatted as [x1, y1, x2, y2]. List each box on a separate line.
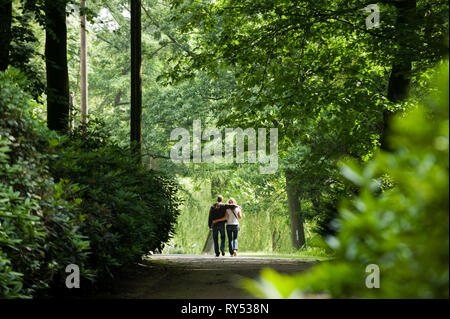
[212, 222, 226, 256]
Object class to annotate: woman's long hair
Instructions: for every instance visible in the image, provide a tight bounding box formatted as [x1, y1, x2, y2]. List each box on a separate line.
[228, 197, 237, 205]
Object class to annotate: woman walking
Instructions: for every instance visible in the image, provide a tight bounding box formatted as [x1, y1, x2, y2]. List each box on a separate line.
[213, 198, 242, 256]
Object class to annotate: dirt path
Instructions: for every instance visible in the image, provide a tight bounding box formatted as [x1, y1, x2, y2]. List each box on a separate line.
[99, 254, 318, 299]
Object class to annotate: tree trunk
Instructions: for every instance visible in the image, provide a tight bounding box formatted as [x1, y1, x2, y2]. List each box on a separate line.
[0, 0, 12, 71]
[130, 0, 142, 160]
[69, 91, 76, 131]
[210, 176, 221, 199]
[285, 171, 306, 250]
[380, 0, 416, 150]
[272, 229, 281, 252]
[80, 0, 88, 124]
[114, 90, 123, 107]
[45, 0, 70, 133]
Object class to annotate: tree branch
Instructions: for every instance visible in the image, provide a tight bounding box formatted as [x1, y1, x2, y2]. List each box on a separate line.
[141, 3, 196, 57]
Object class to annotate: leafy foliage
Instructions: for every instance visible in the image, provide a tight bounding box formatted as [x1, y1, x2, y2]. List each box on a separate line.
[50, 118, 182, 283]
[3, 0, 448, 299]
[167, 0, 448, 237]
[244, 63, 449, 298]
[1, 68, 181, 297]
[8, 2, 46, 99]
[0, 68, 90, 298]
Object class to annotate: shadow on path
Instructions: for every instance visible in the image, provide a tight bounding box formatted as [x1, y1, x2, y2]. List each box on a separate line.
[99, 254, 318, 299]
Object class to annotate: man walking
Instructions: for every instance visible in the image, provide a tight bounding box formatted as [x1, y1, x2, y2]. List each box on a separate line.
[208, 195, 236, 257]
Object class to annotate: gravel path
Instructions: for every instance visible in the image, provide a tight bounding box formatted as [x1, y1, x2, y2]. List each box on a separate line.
[100, 254, 318, 299]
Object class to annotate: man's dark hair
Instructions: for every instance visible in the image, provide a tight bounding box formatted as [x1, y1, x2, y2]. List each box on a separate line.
[217, 195, 223, 202]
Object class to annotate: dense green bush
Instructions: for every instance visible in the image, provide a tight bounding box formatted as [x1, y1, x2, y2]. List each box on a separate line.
[0, 68, 91, 298]
[1, 68, 181, 297]
[50, 119, 181, 283]
[245, 62, 449, 298]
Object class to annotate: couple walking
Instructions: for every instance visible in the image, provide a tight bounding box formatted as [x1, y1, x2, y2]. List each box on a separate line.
[208, 195, 242, 257]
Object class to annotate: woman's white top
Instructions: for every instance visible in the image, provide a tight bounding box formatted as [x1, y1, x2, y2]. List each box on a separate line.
[226, 207, 241, 225]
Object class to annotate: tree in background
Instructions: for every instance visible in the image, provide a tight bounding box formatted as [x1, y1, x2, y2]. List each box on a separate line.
[80, 0, 88, 124]
[130, 0, 142, 159]
[44, 0, 70, 132]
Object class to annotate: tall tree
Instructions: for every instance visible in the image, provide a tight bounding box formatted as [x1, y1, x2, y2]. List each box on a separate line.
[285, 172, 305, 249]
[381, 0, 417, 150]
[0, 0, 12, 71]
[45, 0, 70, 132]
[80, 0, 88, 124]
[130, 0, 142, 159]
